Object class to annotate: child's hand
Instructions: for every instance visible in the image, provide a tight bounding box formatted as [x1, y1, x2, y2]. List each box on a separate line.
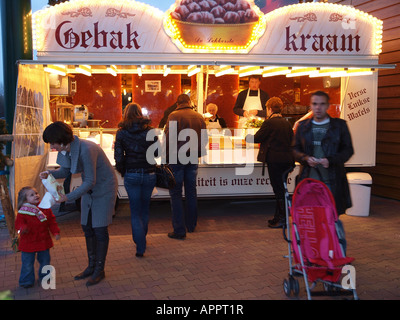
[55, 234, 61, 240]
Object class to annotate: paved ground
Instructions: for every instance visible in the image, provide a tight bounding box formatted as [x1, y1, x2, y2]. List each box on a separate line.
[0, 195, 399, 302]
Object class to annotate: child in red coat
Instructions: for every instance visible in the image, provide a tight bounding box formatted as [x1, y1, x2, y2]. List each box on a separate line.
[15, 186, 60, 288]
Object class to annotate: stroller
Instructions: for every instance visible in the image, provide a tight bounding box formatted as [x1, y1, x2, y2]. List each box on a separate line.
[282, 174, 358, 300]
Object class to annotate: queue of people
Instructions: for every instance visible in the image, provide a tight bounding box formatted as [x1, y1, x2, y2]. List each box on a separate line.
[15, 87, 354, 289]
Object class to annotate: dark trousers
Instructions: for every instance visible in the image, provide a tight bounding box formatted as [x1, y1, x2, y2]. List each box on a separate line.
[267, 162, 293, 200]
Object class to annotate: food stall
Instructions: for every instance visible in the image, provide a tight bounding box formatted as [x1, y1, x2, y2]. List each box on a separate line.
[10, 0, 394, 202]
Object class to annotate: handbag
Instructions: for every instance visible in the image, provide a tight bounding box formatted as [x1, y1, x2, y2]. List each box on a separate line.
[155, 164, 176, 189]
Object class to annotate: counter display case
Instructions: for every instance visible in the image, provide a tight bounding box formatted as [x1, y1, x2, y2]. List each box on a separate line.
[47, 127, 299, 199]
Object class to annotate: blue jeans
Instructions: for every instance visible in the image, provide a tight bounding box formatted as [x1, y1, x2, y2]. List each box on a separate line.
[124, 171, 156, 254]
[19, 249, 50, 287]
[169, 164, 198, 236]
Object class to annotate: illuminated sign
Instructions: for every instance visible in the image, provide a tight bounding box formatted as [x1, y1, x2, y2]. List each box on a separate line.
[253, 2, 383, 55]
[32, 0, 382, 56]
[163, 0, 266, 53]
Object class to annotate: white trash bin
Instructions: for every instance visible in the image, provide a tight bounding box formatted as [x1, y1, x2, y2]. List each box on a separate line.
[346, 172, 372, 217]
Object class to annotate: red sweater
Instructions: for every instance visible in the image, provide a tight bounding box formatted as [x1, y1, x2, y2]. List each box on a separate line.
[15, 205, 60, 252]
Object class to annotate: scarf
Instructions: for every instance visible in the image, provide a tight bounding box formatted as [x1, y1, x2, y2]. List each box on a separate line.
[18, 203, 47, 222]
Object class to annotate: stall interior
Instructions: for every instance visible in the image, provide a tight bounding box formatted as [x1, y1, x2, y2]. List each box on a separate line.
[45, 63, 358, 164]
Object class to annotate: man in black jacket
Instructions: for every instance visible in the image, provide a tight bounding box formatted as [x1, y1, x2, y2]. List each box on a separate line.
[293, 91, 354, 251]
[293, 91, 354, 216]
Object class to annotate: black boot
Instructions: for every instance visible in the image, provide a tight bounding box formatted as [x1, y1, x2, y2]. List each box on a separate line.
[268, 199, 286, 228]
[86, 239, 108, 286]
[268, 200, 280, 225]
[74, 236, 96, 280]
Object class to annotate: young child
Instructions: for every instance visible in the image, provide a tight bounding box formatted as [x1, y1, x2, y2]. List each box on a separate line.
[15, 186, 60, 288]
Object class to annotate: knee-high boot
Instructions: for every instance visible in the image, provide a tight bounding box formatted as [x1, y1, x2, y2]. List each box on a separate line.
[74, 236, 96, 280]
[86, 238, 108, 286]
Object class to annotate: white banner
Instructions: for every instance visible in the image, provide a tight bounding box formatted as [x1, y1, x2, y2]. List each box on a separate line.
[341, 73, 377, 166]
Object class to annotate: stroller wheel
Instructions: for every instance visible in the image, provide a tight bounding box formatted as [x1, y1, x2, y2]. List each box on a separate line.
[290, 277, 300, 296]
[283, 278, 291, 297]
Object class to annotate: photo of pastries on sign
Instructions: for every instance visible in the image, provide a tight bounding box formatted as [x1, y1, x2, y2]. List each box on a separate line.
[171, 0, 259, 24]
[165, 0, 264, 51]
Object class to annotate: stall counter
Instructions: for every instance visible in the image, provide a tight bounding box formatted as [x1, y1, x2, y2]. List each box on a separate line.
[47, 150, 299, 199]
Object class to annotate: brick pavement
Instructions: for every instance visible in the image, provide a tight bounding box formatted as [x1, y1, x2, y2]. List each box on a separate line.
[0, 196, 399, 301]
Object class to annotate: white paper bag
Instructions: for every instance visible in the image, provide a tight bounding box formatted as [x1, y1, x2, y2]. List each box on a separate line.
[42, 174, 65, 201]
[39, 192, 56, 209]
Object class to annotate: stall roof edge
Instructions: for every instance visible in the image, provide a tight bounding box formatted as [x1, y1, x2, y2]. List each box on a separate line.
[17, 60, 396, 70]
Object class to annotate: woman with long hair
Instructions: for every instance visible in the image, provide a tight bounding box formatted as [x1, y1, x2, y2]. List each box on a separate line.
[114, 103, 159, 257]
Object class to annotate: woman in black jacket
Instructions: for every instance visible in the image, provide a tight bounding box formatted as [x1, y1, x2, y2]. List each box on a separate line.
[248, 97, 294, 228]
[114, 103, 159, 257]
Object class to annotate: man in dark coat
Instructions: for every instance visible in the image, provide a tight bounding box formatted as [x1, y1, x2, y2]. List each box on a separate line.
[164, 94, 208, 239]
[293, 91, 354, 251]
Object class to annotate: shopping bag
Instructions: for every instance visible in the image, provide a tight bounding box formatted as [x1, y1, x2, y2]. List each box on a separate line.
[155, 164, 176, 189]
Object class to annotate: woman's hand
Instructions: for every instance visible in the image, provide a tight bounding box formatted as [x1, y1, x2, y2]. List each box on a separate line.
[39, 171, 49, 179]
[56, 193, 68, 203]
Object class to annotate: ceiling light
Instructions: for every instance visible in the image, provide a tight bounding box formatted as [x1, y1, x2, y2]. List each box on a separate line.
[163, 65, 171, 77]
[238, 66, 262, 77]
[215, 65, 234, 77]
[106, 65, 117, 76]
[330, 68, 374, 78]
[188, 65, 201, 77]
[43, 64, 67, 76]
[137, 65, 143, 77]
[286, 67, 318, 77]
[75, 65, 92, 76]
[309, 68, 345, 78]
[262, 67, 291, 77]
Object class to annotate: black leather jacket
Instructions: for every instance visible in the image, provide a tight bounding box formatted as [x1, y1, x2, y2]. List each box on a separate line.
[293, 116, 354, 214]
[114, 119, 159, 176]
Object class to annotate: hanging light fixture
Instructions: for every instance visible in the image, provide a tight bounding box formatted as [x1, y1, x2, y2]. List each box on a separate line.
[309, 68, 346, 78]
[43, 64, 67, 76]
[137, 65, 143, 77]
[75, 65, 92, 76]
[106, 65, 118, 76]
[286, 67, 318, 78]
[330, 68, 374, 78]
[238, 66, 262, 77]
[163, 65, 171, 77]
[214, 65, 234, 77]
[188, 65, 201, 77]
[262, 67, 291, 77]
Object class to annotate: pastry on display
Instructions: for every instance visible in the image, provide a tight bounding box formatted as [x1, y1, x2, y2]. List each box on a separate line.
[164, 0, 265, 52]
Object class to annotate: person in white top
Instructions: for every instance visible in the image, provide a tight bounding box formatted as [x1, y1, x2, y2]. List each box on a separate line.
[205, 103, 227, 129]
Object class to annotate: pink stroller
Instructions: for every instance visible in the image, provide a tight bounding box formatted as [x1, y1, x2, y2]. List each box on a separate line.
[282, 177, 358, 299]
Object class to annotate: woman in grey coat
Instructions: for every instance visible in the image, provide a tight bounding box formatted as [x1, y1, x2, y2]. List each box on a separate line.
[39, 121, 117, 286]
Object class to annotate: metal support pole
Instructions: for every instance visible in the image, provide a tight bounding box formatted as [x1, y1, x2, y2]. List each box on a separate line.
[1, 0, 32, 137]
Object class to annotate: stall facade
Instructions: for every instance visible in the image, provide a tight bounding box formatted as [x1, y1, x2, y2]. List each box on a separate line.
[11, 0, 393, 203]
